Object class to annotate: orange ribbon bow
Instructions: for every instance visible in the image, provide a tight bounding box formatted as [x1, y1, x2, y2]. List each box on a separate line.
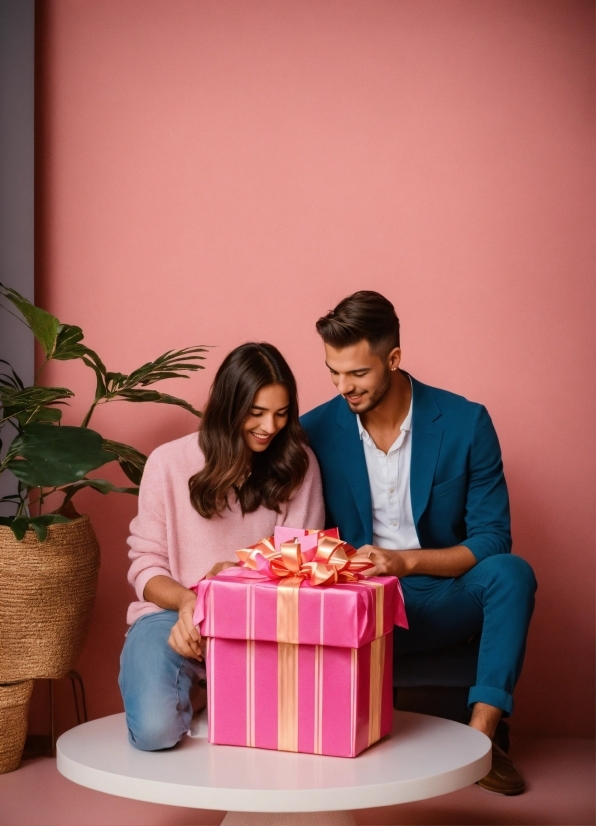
[236, 530, 375, 587]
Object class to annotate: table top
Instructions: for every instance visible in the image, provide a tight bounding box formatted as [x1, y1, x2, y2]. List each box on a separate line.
[56, 711, 491, 813]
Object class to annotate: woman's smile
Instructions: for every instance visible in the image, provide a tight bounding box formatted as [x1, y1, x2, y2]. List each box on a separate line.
[242, 383, 290, 453]
[249, 431, 273, 444]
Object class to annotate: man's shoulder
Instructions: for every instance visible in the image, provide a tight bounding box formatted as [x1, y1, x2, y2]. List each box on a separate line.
[300, 396, 344, 431]
[412, 376, 485, 417]
[300, 379, 489, 438]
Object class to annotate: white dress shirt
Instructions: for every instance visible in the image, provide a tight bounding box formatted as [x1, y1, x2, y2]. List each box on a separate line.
[357, 390, 421, 551]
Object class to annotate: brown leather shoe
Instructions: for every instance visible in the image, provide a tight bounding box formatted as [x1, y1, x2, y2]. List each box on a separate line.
[477, 743, 525, 795]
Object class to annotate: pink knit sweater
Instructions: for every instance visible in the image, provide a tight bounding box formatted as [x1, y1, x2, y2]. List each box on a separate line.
[126, 433, 325, 625]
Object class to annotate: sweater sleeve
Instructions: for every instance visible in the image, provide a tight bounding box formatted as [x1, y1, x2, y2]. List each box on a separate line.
[127, 448, 173, 601]
[281, 447, 326, 529]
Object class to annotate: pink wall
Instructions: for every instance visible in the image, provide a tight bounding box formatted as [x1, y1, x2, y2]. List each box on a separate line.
[34, 0, 594, 738]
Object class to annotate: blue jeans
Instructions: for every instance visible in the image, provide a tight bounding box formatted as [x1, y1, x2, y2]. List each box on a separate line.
[394, 554, 537, 715]
[119, 610, 206, 751]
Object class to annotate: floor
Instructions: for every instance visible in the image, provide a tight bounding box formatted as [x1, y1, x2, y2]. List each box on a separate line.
[0, 736, 593, 826]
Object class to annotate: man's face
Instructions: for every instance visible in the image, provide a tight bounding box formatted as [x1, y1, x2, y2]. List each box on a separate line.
[324, 339, 398, 414]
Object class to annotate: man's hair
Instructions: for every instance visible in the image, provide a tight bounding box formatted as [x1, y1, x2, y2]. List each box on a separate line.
[315, 290, 400, 355]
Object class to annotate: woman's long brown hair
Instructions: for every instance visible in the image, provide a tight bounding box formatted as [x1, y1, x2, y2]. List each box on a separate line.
[189, 342, 309, 518]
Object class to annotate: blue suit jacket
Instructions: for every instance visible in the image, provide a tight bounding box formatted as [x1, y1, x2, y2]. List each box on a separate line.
[300, 377, 511, 562]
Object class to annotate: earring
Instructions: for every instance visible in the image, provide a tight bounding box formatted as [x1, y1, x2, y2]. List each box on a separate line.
[391, 367, 397, 371]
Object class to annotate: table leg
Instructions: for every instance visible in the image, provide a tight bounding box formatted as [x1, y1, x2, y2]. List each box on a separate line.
[221, 812, 357, 825]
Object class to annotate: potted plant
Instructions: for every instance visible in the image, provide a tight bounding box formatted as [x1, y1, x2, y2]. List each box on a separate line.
[0, 283, 207, 771]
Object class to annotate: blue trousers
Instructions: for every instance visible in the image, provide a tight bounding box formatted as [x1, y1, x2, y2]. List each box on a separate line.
[394, 554, 537, 715]
[119, 610, 205, 751]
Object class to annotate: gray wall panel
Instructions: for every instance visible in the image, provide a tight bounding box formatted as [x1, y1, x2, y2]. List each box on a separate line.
[0, 0, 35, 512]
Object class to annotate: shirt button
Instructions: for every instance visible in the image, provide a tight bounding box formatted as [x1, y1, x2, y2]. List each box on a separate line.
[389, 488, 395, 493]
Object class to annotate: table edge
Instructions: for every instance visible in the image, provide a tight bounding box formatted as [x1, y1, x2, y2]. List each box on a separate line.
[56, 712, 492, 812]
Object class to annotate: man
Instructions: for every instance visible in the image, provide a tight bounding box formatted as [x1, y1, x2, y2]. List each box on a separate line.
[301, 290, 536, 795]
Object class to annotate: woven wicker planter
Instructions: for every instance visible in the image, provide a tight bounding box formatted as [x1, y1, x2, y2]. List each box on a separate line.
[0, 681, 34, 773]
[0, 515, 100, 682]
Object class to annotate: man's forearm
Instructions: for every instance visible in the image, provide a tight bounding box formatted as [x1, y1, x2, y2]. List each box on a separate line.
[400, 545, 477, 578]
[363, 544, 478, 578]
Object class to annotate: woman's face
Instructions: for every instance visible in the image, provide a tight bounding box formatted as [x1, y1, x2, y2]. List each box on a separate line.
[242, 383, 290, 453]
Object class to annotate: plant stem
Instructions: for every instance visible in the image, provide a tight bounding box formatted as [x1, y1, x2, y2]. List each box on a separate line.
[24, 407, 42, 426]
[0, 454, 14, 475]
[15, 494, 28, 518]
[34, 357, 49, 383]
[37, 487, 45, 515]
[80, 401, 98, 428]
[24, 487, 56, 516]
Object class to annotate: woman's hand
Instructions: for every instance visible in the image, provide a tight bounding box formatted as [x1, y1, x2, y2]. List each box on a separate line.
[168, 561, 237, 659]
[143, 575, 204, 660]
[167, 590, 203, 661]
[205, 561, 237, 579]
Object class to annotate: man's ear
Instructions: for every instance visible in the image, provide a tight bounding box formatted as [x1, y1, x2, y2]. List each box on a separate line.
[387, 347, 401, 372]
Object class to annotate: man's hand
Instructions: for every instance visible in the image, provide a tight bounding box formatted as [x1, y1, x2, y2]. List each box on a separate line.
[359, 545, 410, 577]
[205, 561, 237, 579]
[168, 591, 203, 661]
[358, 544, 478, 579]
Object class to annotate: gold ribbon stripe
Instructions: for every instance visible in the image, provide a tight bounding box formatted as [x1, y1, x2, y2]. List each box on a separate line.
[276, 576, 301, 644]
[314, 645, 324, 755]
[278, 642, 299, 752]
[368, 635, 386, 747]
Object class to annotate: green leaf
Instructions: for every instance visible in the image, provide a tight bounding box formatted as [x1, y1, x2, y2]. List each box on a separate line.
[0, 386, 73, 425]
[105, 371, 126, 391]
[6, 423, 114, 487]
[82, 356, 107, 403]
[32, 407, 63, 423]
[0, 514, 71, 542]
[105, 347, 208, 395]
[52, 324, 84, 358]
[0, 516, 29, 540]
[60, 478, 138, 501]
[30, 521, 49, 541]
[0, 359, 24, 390]
[102, 439, 146, 484]
[51, 326, 107, 401]
[53, 326, 107, 373]
[115, 389, 202, 417]
[0, 284, 59, 357]
[127, 347, 208, 386]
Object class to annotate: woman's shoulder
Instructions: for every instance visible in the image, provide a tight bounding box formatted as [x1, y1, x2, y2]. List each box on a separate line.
[293, 443, 322, 491]
[146, 432, 204, 475]
[303, 443, 320, 473]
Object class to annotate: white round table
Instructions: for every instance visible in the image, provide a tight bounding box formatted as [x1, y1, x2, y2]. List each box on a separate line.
[56, 711, 491, 825]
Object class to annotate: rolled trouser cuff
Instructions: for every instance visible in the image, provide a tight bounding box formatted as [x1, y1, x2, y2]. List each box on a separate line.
[468, 685, 513, 716]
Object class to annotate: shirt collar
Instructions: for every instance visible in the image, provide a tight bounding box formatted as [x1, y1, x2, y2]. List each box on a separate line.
[357, 378, 413, 441]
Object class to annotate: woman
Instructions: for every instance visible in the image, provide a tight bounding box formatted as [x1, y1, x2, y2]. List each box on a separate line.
[119, 342, 324, 750]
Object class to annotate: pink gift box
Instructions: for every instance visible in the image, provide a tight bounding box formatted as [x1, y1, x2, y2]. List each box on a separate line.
[193, 527, 407, 758]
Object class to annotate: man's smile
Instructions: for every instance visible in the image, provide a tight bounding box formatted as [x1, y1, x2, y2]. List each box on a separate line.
[345, 392, 366, 404]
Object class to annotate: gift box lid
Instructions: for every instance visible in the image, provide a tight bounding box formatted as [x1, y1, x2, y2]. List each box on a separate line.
[193, 569, 406, 649]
